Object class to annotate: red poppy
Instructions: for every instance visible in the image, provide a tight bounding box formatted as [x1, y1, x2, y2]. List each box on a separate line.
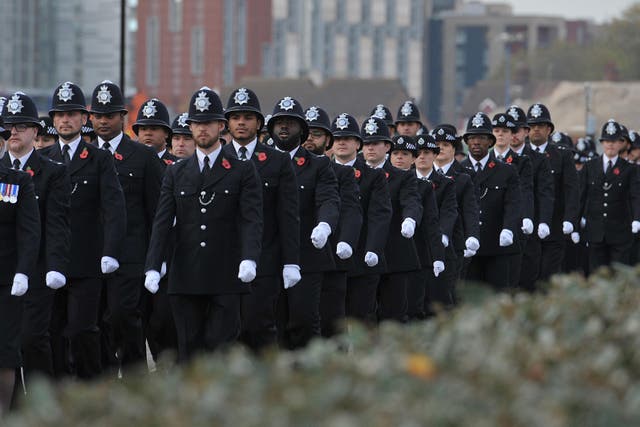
[164, 159, 174, 165]
[432, 182, 436, 190]
[79, 148, 89, 159]
[488, 161, 496, 169]
[296, 157, 305, 166]
[222, 158, 231, 169]
[26, 167, 34, 177]
[257, 152, 267, 162]
[505, 156, 513, 164]
[613, 167, 620, 175]
[385, 172, 390, 179]
[114, 152, 123, 161]
[354, 168, 361, 179]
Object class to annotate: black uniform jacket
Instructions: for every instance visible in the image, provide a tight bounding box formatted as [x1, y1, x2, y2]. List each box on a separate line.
[522, 144, 554, 227]
[146, 151, 263, 295]
[415, 177, 445, 267]
[41, 140, 126, 278]
[444, 161, 480, 252]
[329, 162, 363, 272]
[493, 148, 534, 221]
[428, 170, 458, 240]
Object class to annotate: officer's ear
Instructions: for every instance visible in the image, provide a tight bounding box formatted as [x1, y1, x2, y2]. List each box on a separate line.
[81, 112, 88, 126]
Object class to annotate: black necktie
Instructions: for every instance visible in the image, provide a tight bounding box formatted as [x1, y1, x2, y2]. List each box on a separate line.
[436, 168, 443, 175]
[476, 162, 482, 172]
[497, 154, 504, 161]
[102, 141, 111, 153]
[238, 146, 248, 161]
[606, 159, 613, 174]
[62, 144, 71, 165]
[202, 155, 211, 174]
[12, 158, 21, 170]
[535, 147, 540, 153]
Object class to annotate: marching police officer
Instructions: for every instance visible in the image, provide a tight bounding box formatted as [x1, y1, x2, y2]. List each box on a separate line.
[43, 82, 126, 379]
[132, 98, 178, 165]
[35, 116, 58, 150]
[267, 96, 339, 349]
[89, 80, 165, 371]
[369, 104, 396, 136]
[526, 104, 579, 281]
[222, 87, 300, 351]
[145, 87, 263, 361]
[1, 92, 71, 380]
[170, 113, 195, 159]
[395, 100, 425, 137]
[461, 112, 521, 290]
[580, 119, 640, 270]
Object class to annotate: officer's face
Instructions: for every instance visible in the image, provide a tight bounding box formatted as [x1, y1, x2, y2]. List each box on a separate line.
[52, 110, 87, 141]
[528, 123, 552, 145]
[511, 127, 529, 149]
[6, 123, 38, 156]
[363, 141, 390, 165]
[189, 120, 225, 151]
[396, 122, 421, 137]
[466, 135, 492, 160]
[91, 112, 125, 141]
[492, 127, 513, 149]
[35, 134, 57, 150]
[171, 134, 195, 158]
[390, 150, 415, 170]
[303, 128, 331, 155]
[227, 112, 260, 144]
[137, 125, 168, 153]
[272, 117, 302, 144]
[415, 149, 435, 171]
[601, 139, 625, 158]
[435, 141, 455, 164]
[332, 136, 360, 161]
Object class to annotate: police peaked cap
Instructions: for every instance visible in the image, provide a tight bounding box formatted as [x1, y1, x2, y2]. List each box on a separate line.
[38, 116, 58, 136]
[390, 135, 418, 156]
[416, 134, 439, 154]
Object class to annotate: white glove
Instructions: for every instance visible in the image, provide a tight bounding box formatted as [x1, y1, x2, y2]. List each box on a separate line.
[465, 236, 480, 252]
[160, 262, 167, 278]
[336, 242, 353, 260]
[11, 273, 28, 296]
[101, 256, 119, 274]
[499, 229, 514, 247]
[283, 264, 301, 289]
[144, 270, 160, 294]
[632, 221, 640, 234]
[364, 251, 379, 267]
[537, 223, 550, 239]
[45, 271, 66, 290]
[521, 218, 534, 235]
[310, 222, 332, 249]
[433, 261, 445, 277]
[441, 235, 449, 248]
[562, 221, 574, 235]
[570, 232, 580, 244]
[401, 218, 416, 239]
[580, 217, 586, 229]
[463, 249, 476, 258]
[238, 260, 257, 283]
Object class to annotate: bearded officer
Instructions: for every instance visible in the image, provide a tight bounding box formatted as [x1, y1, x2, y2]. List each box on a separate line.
[145, 87, 262, 362]
[222, 87, 300, 351]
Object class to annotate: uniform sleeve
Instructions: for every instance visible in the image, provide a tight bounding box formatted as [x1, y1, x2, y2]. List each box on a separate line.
[438, 179, 458, 239]
[503, 166, 522, 233]
[45, 163, 71, 274]
[399, 171, 422, 222]
[314, 156, 340, 231]
[99, 151, 127, 259]
[277, 154, 300, 266]
[519, 156, 534, 220]
[629, 164, 640, 221]
[536, 156, 555, 225]
[561, 150, 580, 227]
[420, 184, 445, 262]
[239, 161, 263, 262]
[144, 150, 165, 229]
[336, 166, 363, 248]
[460, 174, 480, 240]
[366, 169, 392, 254]
[579, 165, 588, 220]
[145, 165, 177, 272]
[16, 174, 41, 276]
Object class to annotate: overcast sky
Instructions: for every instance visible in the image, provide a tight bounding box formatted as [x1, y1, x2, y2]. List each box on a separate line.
[478, 0, 638, 22]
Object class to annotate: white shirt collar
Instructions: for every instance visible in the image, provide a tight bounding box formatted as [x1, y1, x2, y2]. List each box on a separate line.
[493, 146, 510, 157]
[603, 154, 618, 172]
[434, 160, 454, 175]
[196, 145, 222, 172]
[58, 135, 82, 160]
[232, 138, 258, 160]
[468, 153, 490, 170]
[415, 169, 432, 180]
[531, 141, 548, 153]
[335, 157, 357, 167]
[8, 148, 35, 170]
[367, 160, 386, 169]
[289, 146, 300, 159]
[97, 132, 124, 154]
[157, 149, 166, 159]
[512, 144, 525, 156]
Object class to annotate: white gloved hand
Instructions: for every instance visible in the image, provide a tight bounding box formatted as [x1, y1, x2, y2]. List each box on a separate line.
[144, 270, 161, 294]
[499, 229, 514, 247]
[580, 217, 587, 229]
[237, 260, 257, 283]
[310, 222, 332, 249]
[282, 264, 301, 289]
[336, 242, 353, 260]
[433, 261, 445, 277]
[160, 262, 167, 278]
[521, 218, 534, 235]
[465, 236, 480, 252]
[11, 273, 28, 297]
[570, 232, 580, 244]
[537, 223, 550, 239]
[401, 218, 416, 239]
[562, 221, 574, 235]
[364, 251, 379, 267]
[632, 221, 640, 234]
[45, 271, 66, 290]
[441, 234, 449, 248]
[101, 256, 119, 274]
[463, 249, 476, 258]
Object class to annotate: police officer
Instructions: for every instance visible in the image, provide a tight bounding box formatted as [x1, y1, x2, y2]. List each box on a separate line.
[1, 92, 71, 380]
[222, 87, 300, 351]
[43, 82, 126, 379]
[370, 104, 396, 136]
[267, 96, 339, 349]
[395, 100, 425, 137]
[132, 98, 178, 166]
[170, 112, 195, 159]
[526, 103, 579, 281]
[580, 119, 640, 270]
[461, 112, 521, 290]
[145, 86, 263, 362]
[89, 80, 165, 371]
[35, 116, 58, 150]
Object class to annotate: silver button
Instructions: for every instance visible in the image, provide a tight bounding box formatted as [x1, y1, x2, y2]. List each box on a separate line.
[180, 191, 185, 195]
[604, 203, 608, 207]
[300, 185, 305, 189]
[83, 180, 88, 184]
[200, 242, 206, 247]
[264, 182, 269, 187]
[604, 193, 608, 197]
[479, 221, 483, 225]
[604, 182, 609, 187]
[201, 208, 206, 214]
[35, 195, 39, 199]
[495, 186, 499, 189]
[603, 213, 608, 217]
[479, 210, 482, 214]
[129, 173, 133, 177]
[200, 225, 206, 230]
[224, 190, 229, 194]
[201, 191, 206, 196]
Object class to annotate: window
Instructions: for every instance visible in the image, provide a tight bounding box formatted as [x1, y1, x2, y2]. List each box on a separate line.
[146, 15, 159, 85]
[168, 0, 182, 32]
[348, 25, 360, 76]
[372, 26, 385, 77]
[191, 26, 204, 76]
[236, 0, 247, 66]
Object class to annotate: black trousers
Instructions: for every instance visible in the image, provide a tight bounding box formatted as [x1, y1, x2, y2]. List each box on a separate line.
[345, 274, 379, 324]
[539, 239, 566, 281]
[507, 235, 525, 289]
[102, 274, 145, 370]
[519, 237, 541, 292]
[21, 284, 55, 378]
[240, 274, 279, 352]
[423, 251, 457, 317]
[467, 255, 511, 292]
[377, 272, 409, 323]
[407, 269, 428, 321]
[276, 272, 322, 350]
[320, 271, 347, 337]
[50, 277, 102, 379]
[170, 293, 241, 363]
[142, 277, 176, 361]
[589, 239, 633, 271]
